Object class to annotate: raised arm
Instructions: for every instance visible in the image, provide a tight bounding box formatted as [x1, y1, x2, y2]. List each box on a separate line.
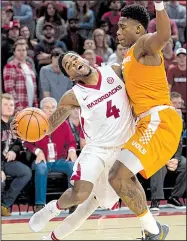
[47, 90, 79, 134]
[140, 1, 171, 55]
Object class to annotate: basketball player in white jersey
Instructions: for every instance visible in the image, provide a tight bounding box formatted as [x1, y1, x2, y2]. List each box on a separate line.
[27, 51, 135, 240]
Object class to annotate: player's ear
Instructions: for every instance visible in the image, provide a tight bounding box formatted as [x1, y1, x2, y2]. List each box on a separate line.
[136, 24, 142, 34]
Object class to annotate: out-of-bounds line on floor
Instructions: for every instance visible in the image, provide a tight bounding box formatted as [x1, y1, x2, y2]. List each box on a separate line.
[2, 211, 186, 224]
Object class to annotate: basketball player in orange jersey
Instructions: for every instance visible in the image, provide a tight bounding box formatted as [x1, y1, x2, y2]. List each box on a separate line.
[108, 1, 183, 240]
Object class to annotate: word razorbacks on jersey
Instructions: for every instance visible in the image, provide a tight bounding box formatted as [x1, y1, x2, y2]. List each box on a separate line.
[87, 85, 122, 109]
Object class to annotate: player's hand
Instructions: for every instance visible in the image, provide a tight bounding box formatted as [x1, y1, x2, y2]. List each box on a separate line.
[35, 150, 46, 164]
[166, 158, 178, 171]
[6, 151, 16, 162]
[66, 150, 77, 162]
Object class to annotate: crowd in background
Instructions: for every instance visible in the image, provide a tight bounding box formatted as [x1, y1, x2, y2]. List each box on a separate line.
[1, 0, 186, 216]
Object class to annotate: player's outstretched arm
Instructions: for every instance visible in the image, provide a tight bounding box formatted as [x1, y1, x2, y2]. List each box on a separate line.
[140, 1, 171, 55]
[47, 90, 79, 134]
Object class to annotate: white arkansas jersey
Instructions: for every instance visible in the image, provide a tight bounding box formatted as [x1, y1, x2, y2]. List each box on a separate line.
[72, 66, 135, 147]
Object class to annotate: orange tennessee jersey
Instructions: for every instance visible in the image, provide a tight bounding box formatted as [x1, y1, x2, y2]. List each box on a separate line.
[122, 45, 172, 116]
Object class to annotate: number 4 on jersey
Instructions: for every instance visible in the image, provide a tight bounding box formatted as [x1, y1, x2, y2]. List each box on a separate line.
[106, 100, 120, 119]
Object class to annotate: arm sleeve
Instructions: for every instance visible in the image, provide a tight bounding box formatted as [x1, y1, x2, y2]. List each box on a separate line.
[166, 66, 174, 86]
[36, 17, 45, 41]
[173, 135, 183, 161]
[40, 67, 50, 92]
[14, 5, 33, 23]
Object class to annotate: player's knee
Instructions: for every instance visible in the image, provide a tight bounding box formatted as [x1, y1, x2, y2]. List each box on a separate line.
[109, 161, 133, 188]
[72, 181, 93, 205]
[72, 189, 92, 205]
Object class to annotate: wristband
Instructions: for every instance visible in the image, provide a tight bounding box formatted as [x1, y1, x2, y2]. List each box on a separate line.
[154, 1, 164, 11]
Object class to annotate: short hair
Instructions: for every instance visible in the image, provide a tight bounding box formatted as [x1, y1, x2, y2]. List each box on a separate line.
[2, 93, 14, 101]
[40, 97, 57, 109]
[121, 4, 150, 30]
[58, 51, 80, 76]
[51, 48, 64, 59]
[13, 42, 28, 52]
[170, 92, 182, 100]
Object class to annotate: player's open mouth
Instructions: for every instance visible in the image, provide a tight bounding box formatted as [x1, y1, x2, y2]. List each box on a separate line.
[78, 65, 84, 70]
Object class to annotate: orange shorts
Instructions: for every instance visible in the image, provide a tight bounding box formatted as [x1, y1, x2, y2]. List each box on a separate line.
[122, 106, 183, 179]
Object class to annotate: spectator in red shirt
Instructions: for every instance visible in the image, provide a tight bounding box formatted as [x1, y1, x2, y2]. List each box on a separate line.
[24, 97, 77, 212]
[83, 39, 103, 66]
[167, 48, 186, 107]
[101, 0, 121, 39]
[148, 12, 179, 43]
[162, 38, 177, 72]
[3, 42, 38, 112]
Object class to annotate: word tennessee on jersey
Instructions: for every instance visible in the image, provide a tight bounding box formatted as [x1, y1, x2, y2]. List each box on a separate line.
[72, 66, 135, 147]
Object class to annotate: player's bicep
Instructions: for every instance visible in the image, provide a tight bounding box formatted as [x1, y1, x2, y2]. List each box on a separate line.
[140, 33, 168, 55]
[58, 89, 79, 107]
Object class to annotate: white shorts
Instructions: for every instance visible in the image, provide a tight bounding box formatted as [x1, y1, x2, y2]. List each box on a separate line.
[70, 144, 121, 209]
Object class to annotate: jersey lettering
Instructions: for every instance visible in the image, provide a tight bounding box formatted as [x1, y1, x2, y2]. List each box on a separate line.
[106, 100, 120, 119]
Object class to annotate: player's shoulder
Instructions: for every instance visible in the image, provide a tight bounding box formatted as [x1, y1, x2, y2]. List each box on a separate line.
[134, 33, 151, 48]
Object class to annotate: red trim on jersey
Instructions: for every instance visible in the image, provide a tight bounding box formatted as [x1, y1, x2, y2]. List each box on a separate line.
[71, 163, 81, 181]
[51, 232, 60, 240]
[78, 69, 102, 90]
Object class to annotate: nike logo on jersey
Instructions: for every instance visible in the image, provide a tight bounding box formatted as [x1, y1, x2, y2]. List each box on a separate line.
[83, 96, 88, 101]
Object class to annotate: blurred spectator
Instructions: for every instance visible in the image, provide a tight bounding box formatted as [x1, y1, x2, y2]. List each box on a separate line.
[83, 39, 103, 66]
[1, 93, 32, 216]
[67, 0, 95, 38]
[170, 92, 184, 110]
[7, 36, 37, 74]
[166, 1, 186, 45]
[3, 42, 38, 112]
[83, 49, 97, 68]
[36, 1, 67, 42]
[148, 12, 179, 43]
[20, 26, 38, 59]
[39, 48, 72, 102]
[167, 48, 186, 107]
[24, 97, 76, 212]
[12, 1, 35, 39]
[149, 93, 186, 213]
[162, 38, 177, 72]
[98, 20, 116, 51]
[60, 18, 86, 55]
[68, 107, 86, 155]
[92, 28, 113, 62]
[1, 20, 20, 77]
[101, 0, 121, 40]
[34, 23, 67, 71]
[5, 5, 14, 22]
[107, 43, 128, 66]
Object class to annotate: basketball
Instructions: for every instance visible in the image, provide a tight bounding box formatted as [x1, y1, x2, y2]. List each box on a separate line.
[15, 107, 49, 142]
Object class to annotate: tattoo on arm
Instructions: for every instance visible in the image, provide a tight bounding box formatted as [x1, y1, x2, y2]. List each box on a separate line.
[48, 105, 73, 134]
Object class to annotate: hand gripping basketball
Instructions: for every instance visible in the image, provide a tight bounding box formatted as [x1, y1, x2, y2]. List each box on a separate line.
[12, 107, 49, 142]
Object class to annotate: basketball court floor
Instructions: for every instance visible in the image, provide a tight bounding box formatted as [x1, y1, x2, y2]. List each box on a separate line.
[2, 205, 186, 240]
